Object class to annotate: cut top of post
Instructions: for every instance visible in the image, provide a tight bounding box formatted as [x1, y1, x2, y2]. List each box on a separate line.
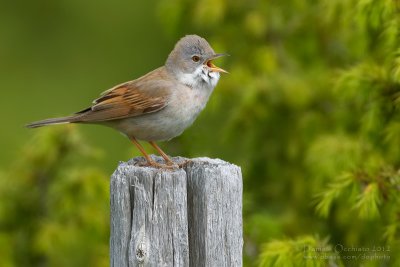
[110, 156, 243, 267]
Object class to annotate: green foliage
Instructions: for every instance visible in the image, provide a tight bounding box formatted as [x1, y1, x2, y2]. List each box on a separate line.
[157, 0, 400, 266]
[354, 182, 381, 219]
[259, 236, 340, 267]
[0, 127, 109, 267]
[314, 173, 354, 218]
[1, 0, 400, 266]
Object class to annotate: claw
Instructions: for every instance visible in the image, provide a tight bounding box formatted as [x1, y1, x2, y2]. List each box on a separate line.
[138, 159, 178, 169]
[177, 159, 191, 168]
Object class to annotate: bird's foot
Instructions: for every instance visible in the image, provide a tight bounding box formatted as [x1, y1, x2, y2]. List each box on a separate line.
[177, 159, 191, 168]
[135, 156, 189, 169]
[137, 159, 178, 170]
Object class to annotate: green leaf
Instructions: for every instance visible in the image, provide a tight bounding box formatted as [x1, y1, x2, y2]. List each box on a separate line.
[353, 183, 381, 219]
[315, 173, 353, 217]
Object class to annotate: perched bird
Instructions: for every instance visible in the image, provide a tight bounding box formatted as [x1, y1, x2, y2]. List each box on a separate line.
[27, 35, 228, 168]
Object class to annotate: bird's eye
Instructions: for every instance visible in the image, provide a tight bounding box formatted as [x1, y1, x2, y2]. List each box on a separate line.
[192, 55, 200, 62]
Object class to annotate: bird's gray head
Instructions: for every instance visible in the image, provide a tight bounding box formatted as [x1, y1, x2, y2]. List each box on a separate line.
[165, 35, 228, 88]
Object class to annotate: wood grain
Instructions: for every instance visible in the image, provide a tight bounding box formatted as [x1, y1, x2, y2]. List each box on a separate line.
[110, 156, 242, 267]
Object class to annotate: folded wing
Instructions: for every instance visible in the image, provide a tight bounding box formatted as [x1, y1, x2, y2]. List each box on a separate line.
[76, 67, 172, 122]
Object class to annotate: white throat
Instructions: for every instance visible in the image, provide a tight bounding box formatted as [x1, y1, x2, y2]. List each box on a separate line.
[177, 66, 220, 89]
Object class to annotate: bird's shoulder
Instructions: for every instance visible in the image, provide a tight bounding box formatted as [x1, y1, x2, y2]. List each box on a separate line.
[98, 66, 174, 98]
[76, 67, 176, 122]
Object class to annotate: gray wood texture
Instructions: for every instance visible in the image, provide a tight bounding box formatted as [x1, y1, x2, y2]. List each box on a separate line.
[110, 156, 243, 267]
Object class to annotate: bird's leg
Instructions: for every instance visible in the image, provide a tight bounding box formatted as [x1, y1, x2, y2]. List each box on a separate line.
[148, 141, 176, 166]
[130, 137, 164, 168]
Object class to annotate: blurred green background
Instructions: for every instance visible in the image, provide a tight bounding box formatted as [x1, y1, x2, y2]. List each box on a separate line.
[1, 0, 400, 266]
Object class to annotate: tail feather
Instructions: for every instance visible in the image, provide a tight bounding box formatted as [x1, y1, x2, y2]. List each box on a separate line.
[26, 116, 78, 128]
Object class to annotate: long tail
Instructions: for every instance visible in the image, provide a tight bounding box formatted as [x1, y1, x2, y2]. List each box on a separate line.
[26, 115, 79, 128]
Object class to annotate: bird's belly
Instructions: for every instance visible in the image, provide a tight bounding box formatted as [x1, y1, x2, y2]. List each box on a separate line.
[110, 90, 209, 141]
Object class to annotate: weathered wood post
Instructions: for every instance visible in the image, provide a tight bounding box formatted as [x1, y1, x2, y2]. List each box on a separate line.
[110, 156, 243, 267]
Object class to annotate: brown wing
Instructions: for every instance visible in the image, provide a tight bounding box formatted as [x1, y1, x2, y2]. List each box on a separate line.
[75, 67, 172, 122]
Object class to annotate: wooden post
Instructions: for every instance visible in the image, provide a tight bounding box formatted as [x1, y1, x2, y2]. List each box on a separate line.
[110, 156, 243, 267]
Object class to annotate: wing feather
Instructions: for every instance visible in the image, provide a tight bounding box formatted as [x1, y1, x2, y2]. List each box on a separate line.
[75, 67, 172, 122]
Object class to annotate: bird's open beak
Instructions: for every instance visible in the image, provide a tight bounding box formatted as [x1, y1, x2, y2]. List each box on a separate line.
[206, 53, 229, 74]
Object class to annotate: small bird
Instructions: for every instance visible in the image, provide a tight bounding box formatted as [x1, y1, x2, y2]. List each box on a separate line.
[27, 35, 228, 168]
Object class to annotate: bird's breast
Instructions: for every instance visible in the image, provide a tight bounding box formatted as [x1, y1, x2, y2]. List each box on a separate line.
[110, 83, 214, 141]
[171, 84, 213, 124]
